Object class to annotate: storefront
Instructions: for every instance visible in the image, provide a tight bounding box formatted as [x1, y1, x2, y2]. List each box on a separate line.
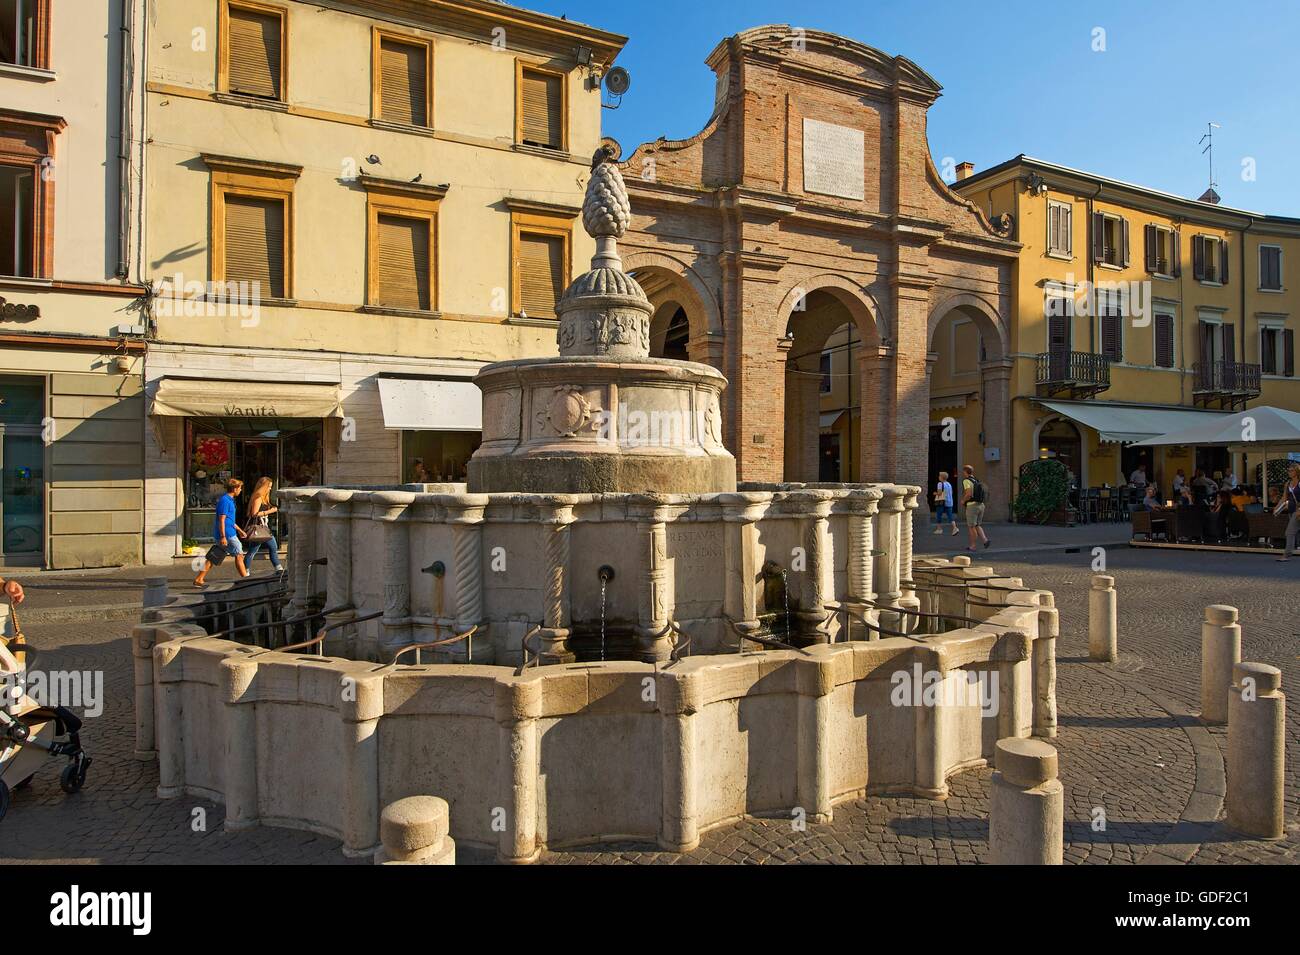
[149, 377, 341, 547]
[0, 373, 46, 562]
[378, 376, 482, 484]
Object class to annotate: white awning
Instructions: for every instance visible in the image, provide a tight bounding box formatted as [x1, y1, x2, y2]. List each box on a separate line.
[1037, 400, 1230, 445]
[818, 411, 844, 429]
[378, 377, 482, 431]
[150, 377, 343, 418]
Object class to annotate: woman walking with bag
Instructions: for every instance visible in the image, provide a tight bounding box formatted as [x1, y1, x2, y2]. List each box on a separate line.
[243, 476, 284, 573]
[1274, 465, 1300, 562]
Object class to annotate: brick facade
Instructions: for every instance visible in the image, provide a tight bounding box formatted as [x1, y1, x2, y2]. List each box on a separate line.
[620, 26, 1018, 517]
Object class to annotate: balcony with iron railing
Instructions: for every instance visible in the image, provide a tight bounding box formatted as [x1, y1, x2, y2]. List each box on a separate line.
[1035, 350, 1111, 399]
[1193, 361, 1261, 409]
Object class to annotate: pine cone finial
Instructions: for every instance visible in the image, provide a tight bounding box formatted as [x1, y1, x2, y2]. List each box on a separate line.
[582, 152, 631, 240]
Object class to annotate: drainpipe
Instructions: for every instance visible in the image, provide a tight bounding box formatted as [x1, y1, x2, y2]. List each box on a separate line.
[1240, 213, 1254, 481]
[117, 0, 135, 278]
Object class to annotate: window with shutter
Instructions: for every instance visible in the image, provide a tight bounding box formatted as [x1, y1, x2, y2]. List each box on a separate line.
[1091, 211, 1105, 262]
[1144, 224, 1157, 272]
[223, 194, 285, 298]
[226, 3, 283, 100]
[1171, 230, 1181, 276]
[1047, 201, 1071, 255]
[1120, 217, 1130, 267]
[1099, 290, 1122, 362]
[1285, 329, 1295, 377]
[375, 213, 431, 310]
[519, 67, 564, 150]
[1261, 328, 1277, 375]
[517, 232, 565, 318]
[1192, 235, 1205, 280]
[378, 36, 429, 127]
[1219, 239, 1229, 285]
[1260, 246, 1282, 290]
[1155, 313, 1175, 368]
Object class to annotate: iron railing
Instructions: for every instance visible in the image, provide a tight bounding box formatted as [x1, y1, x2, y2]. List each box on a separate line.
[1035, 350, 1111, 397]
[1193, 360, 1261, 397]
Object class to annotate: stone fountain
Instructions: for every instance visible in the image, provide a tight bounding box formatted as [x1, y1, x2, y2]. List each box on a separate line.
[469, 147, 735, 495]
[130, 148, 1059, 863]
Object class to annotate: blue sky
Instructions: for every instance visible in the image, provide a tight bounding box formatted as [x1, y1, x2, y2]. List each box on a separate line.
[528, 0, 1300, 215]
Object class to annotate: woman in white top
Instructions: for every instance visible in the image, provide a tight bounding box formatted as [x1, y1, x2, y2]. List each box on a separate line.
[932, 471, 958, 535]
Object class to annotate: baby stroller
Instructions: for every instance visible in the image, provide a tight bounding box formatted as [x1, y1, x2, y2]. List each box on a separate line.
[0, 602, 91, 822]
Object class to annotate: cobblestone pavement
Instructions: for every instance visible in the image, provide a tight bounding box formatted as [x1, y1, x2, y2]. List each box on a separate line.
[2, 547, 1295, 864]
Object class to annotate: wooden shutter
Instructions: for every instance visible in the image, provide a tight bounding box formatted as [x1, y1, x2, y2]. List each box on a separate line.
[376, 213, 430, 310]
[379, 38, 428, 127]
[1199, 322, 1212, 368]
[1101, 293, 1122, 361]
[1220, 239, 1229, 285]
[520, 69, 562, 149]
[517, 232, 564, 318]
[1192, 235, 1205, 280]
[223, 194, 284, 298]
[1120, 217, 1130, 267]
[1155, 313, 1174, 368]
[227, 6, 282, 99]
[1060, 203, 1071, 254]
[1172, 230, 1181, 276]
[1144, 224, 1157, 272]
[1091, 211, 1104, 262]
[1047, 298, 1071, 351]
[1285, 328, 1294, 377]
[1223, 326, 1235, 363]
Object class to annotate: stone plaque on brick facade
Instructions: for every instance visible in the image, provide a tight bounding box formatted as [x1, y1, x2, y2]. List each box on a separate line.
[802, 118, 864, 201]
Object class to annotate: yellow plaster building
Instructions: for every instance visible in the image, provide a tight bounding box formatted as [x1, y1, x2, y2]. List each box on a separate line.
[141, 0, 624, 562]
[948, 155, 1300, 507]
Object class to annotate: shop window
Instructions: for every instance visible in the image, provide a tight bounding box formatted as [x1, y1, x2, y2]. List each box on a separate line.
[0, 0, 49, 69]
[402, 429, 481, 483]
[517, 64, 565, 151]
[222, 1, 286, 101]
[0, 374, 44, 556]
[374, 31, 431, 128]
[184, 418, 322, 544]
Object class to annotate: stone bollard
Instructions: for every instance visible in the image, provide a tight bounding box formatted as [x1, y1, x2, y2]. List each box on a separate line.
[989, 738, 1063, 865]
[1226, 662, 1285, 840]
[1200, 605, 1241, 725]
[375, 796, 456, 865]
[1088, 575, 1117, 663]
[142, 577, 169, 609]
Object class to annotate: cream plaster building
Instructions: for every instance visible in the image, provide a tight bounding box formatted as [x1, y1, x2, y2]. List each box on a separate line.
[141, 0, 624, 563]
[0, 0, 148, 569]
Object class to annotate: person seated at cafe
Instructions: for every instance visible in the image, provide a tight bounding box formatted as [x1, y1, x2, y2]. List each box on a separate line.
[1268, 486, 1283, 510]
[1178, 486, 1198, 508]
[1230, 485, 1250, 510]
[1141, 486, 1163, 511]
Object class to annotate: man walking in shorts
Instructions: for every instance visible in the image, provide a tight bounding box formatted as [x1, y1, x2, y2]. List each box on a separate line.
[961, 464, 990, 552]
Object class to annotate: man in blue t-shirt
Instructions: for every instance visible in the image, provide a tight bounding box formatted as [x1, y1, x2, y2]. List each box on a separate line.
[193, 478, 249, 587]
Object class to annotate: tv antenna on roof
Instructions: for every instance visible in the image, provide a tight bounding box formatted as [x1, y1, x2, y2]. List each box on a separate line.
[1199, 122, 1221, 191]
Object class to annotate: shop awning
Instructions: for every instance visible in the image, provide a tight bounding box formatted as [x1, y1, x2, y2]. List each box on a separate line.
[1037, 400, 1230, 445]
[150, 377, 344, 418]
[818, 411, 844, 429]
[378, 377, 482, 431]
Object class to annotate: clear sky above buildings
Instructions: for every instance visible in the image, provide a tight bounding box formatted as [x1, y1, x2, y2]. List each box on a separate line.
[530, 0, 1300, 216]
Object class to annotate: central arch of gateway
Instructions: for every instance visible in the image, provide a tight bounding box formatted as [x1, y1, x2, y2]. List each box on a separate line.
[619, 26, 1019, 519]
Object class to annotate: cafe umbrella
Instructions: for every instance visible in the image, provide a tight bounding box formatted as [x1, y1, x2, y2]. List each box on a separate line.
[1130, 406, 1300, 494]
